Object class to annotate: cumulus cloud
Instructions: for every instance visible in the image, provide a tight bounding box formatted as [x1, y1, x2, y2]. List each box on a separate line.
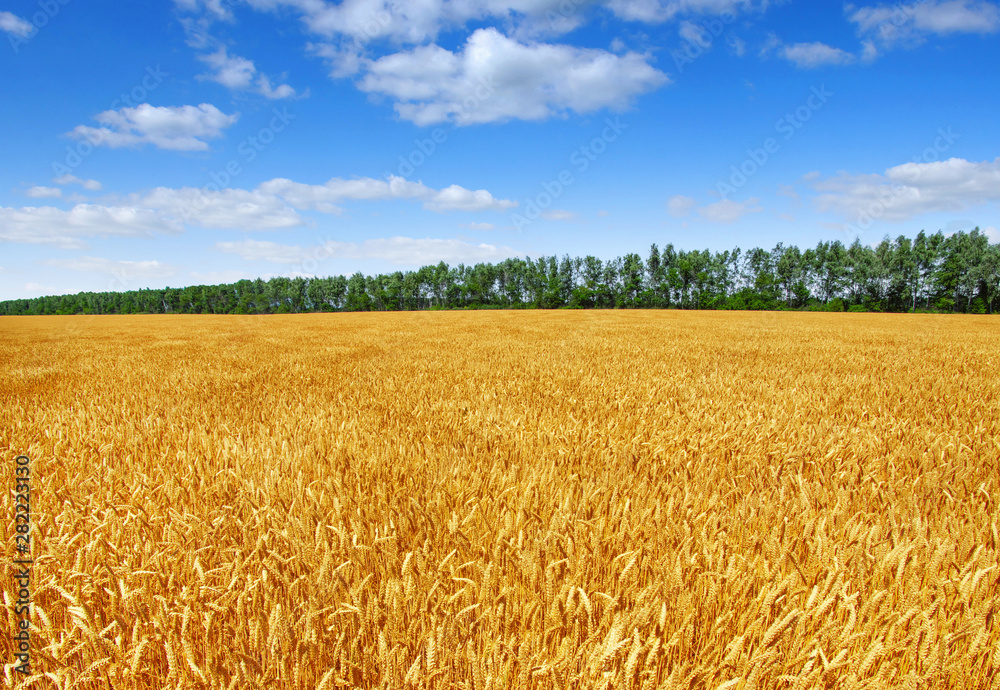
[198, 46, 299, 99]
[257, 175, 516, 213]
[216, 236, 519, 266]
[697, 197, 763, 223]
[242, 0, 598, 44]
[2, 174, 516, 248]
[541, 209, 576, 221]
[781, 42, 856, 68]
[812, 156, 1000, 221]
[355, 28, 668, 125]
[233, 0, 770, 46]
[606, 0, 768, 23]
[199, 47, 256, 88]
[174, 0, 235, 21]
[135, 187, 304, 230]
[425, 184, 517, 212]
[26, 186, 62, 199]
[68, 104, 239, 151]
[257, 175, 430, 213]
[178, 1, 783, 125]
[667, 194, 697, 217]
[848, 0, 1000, 49]
[0, 204, 182, 249]
[54, 174, 102, 191]
[0, 11, 33, 37]
[679, 20, 712, 46]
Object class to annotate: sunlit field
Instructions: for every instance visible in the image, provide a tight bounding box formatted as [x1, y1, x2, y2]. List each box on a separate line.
[2, 311, 998, 689]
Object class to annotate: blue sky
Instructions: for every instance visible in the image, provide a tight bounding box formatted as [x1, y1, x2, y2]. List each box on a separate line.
[1, 0, 998, 298]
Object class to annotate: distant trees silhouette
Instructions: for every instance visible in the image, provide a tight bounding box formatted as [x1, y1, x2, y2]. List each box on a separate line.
[3, 229, 998, 316]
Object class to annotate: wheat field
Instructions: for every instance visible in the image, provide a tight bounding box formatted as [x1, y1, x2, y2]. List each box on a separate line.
[1, 311, 998, 689]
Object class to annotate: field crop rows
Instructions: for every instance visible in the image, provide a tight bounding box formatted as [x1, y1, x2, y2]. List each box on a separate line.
[2, 311, 999, 689]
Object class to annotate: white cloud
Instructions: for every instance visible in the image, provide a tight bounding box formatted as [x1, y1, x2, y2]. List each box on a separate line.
[40, 256, 180, 281]
[53, 174, 102, 191]
[860, 39, 879, 61]
[216, 236, 519, 266]
[781, 42, 856, 68]
[309, 42, 366, 78]
[848, 0, 1000, 49]
[257, 175, 429, 213]
[679, 20, 711, 46]
[0, 205, 182, 249]
[135, 187, 304, 230]
[174, 0, 234, 21]
[234, 0, 770, 46]
[257, 75, 298, 99]
[541, 209, 576, 221]
[198, 46, 300, 99]
[244, 0, 594, 44]
[425, 184, 517, 212]
[667, 194, 696, 217]
[26, 186, 62, 199]
[68, 104, 239, 151]
[199, 47, 256, 88]
[2, 175, 517, 250]
[257, 175, 516, 213]
[776, 184, 799, 200]
[812, 157, 1000, 221]
[985, 226, 999, 243]
[0, 11, 33, 37]
[606, 0, 766, 23]
[697, 197, 763, 222]
[459, 222, 496, 230]
[356, 28, 668, 125]
[24, 282, 57, 294]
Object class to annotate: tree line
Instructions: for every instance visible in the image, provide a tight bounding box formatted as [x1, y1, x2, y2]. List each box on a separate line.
[3, 229, 998, 316]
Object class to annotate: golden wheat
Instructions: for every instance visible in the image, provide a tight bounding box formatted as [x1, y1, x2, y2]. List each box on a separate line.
[1, 311, 998, 688]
